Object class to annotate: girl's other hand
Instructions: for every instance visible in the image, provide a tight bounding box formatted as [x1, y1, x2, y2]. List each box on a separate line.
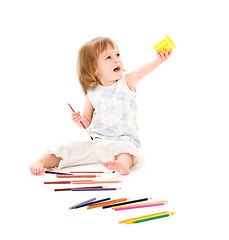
[157, 49, 172, 63]
[71, 111, 82, 124]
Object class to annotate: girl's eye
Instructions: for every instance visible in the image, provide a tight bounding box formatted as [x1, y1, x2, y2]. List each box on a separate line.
[105, 56, 111, 60]
[116, 53, 120, 57]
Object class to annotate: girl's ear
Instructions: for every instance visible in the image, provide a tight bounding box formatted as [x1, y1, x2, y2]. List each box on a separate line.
[94, 66, 98, 76]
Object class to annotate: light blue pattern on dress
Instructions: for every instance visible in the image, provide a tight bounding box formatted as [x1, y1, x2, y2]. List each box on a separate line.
[102, 89, 114, 99]
[130, 100, 137, 110]
[116, 91, 126, 101]
[120, 112, 128, 121]
[105, 105, 116, 115]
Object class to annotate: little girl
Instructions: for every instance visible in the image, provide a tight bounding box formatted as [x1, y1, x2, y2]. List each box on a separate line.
[30, 37, 172, 175]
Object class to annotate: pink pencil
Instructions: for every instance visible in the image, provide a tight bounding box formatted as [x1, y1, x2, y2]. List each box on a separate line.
[115, 202, 166, 211]
[68, 103, 93, 140]
[44, 180, 93, 184]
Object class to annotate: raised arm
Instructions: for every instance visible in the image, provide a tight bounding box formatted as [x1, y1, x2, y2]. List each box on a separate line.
[126, 49, 172, 91]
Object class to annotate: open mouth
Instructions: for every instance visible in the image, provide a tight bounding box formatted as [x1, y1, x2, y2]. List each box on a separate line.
[113, 67, 121, 72]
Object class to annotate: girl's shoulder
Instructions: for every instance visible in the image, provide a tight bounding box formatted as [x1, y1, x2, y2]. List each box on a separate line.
[119, 72, 136, 94]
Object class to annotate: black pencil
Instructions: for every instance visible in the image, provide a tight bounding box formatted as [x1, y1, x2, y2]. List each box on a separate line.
[102, 198, 150, 209]
[45, 170, 73, 175]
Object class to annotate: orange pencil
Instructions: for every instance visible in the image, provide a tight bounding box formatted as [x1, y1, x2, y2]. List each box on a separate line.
[87, 198, 128, 209]
[56, 175, 100, 178]
[72, 180, 121, 184]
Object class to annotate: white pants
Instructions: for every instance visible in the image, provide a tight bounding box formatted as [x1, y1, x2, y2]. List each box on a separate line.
[43, 139, 141, 169]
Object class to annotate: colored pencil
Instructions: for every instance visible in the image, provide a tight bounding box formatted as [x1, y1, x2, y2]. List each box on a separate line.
[44, 180, 120, 184]
[56, 175, 100, 178]
[72, 180, 121, 184]
[71, 188, 120, 191]
[112, 200, 168, 209]
[44, 181, 71, 184]
[54, 188, 72, 191]
[134, 212, 174, 223]
[119, 211, 169, 224]
[68, 103, 93, 140]
[70, 171, 115, 173]
[114, 202, 167, 211]
[54, 186, 104, 191]
[103, 197, 150, 209]
[44, 180, 92, 184]
[87, 198, 128, 209]
[69, 197, 97, 210]
[45, 170, 73, 175]
[70, 197, 111, 210]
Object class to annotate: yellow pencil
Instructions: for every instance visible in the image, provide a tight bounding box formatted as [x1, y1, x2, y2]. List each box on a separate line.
[119, 211, 169, 224]
[112, 200, 168, 210]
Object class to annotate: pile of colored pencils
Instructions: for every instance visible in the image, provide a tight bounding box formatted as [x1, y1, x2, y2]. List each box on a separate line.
[67, 196, 174, 224]
[44, 170, 120, 191]
[43, 170, 175, 224]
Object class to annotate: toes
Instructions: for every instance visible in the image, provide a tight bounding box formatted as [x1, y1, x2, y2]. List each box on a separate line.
[30, 166, 44, 174]
[102, 162, 108, 167]
[38, 168, 44, 174]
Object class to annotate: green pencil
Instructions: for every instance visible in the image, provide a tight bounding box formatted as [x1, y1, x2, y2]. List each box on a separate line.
[134, 212, 174, 223]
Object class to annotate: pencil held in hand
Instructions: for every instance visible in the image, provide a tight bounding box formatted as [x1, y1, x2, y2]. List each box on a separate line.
[68, 103, 93, 140]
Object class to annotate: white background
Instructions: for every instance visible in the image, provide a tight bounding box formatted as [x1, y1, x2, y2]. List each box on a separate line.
[1, 0, 229, 239]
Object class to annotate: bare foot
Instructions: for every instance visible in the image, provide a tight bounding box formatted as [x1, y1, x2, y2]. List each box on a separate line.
[29, 154, 62, 174]
[29, 160, 45, 174]
[102, 161, 130, 175]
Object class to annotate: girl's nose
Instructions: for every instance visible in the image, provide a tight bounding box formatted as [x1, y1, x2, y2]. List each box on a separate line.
[114, 57, 119, 63]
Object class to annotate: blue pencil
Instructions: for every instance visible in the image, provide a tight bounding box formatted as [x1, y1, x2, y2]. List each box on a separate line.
[70, 198, 111, 209]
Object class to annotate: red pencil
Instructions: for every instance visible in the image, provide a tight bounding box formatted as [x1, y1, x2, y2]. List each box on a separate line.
[44, 181, 71, 184]
[68, 103, 93, 140]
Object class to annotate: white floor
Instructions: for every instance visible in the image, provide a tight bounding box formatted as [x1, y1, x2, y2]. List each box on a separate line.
[2, 143, 229, 239]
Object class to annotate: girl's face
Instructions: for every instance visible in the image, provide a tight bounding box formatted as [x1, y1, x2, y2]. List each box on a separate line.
[95, 44, 124, 86]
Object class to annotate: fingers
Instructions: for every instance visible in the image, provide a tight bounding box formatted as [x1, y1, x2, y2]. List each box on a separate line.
[157, 48, 172, 62]
[71, 111, 81, 123]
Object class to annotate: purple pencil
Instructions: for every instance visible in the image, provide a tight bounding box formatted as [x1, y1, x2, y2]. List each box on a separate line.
[71, 188, 120, 191]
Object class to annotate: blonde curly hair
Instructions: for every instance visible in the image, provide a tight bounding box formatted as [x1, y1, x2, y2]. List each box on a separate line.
[77, 37, 116, 95]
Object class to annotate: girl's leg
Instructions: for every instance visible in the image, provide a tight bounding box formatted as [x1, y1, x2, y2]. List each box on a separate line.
[102, 153, 134, 175]
[29, 154, 62, 174]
